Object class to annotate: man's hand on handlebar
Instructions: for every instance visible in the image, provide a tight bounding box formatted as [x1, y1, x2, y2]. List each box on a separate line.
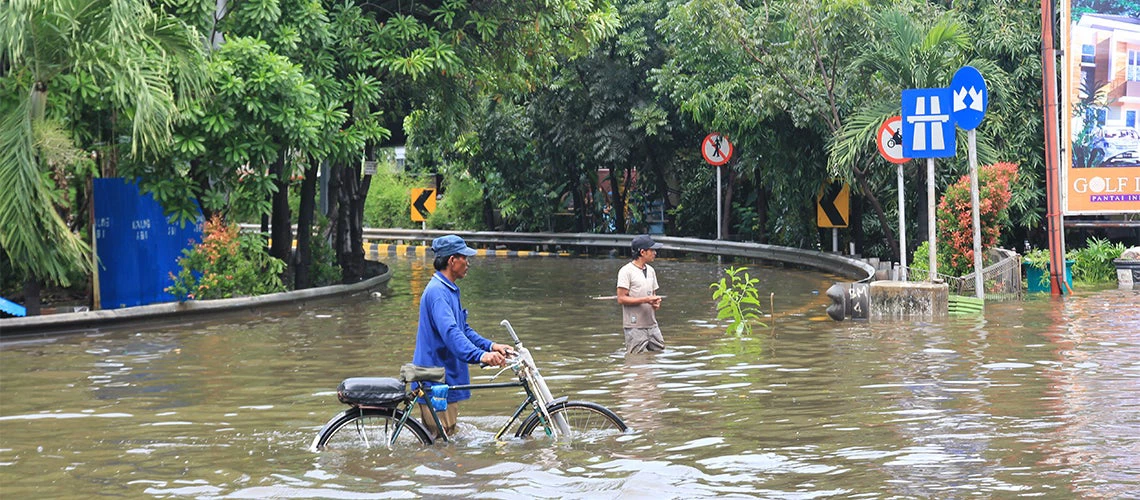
[481, 343, 515, 366]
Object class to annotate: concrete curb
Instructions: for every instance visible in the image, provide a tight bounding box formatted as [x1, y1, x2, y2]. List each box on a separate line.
[0, 266, 392, 339]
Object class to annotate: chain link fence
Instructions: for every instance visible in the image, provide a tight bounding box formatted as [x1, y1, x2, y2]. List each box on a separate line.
[903, 248, 1022, 301]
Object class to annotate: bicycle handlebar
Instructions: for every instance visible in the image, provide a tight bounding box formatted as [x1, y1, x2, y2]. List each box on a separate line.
[500, 319, 523, 346]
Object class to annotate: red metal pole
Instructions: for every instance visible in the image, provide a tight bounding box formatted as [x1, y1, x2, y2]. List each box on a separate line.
[1041, 0, 1066, 296]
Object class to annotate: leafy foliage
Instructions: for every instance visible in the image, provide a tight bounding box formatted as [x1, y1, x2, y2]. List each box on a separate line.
[1069, 237, 1126, 284]
[1, 0, 207, 288]
[167, 215, 286, 300]
[709, 266, 766, 337]
[429, 176, 485, 231]
[935, 162, 1018, 276]
[363, 170, 418, 229]
[304, 215, 343, 288]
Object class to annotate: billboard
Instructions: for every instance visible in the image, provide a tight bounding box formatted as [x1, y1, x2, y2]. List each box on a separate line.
[1064, 1, 1140, 214]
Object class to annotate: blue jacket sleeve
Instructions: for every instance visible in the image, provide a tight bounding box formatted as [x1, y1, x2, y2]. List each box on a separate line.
[463, 314, 493, 353]
[429, 296, 487, 364]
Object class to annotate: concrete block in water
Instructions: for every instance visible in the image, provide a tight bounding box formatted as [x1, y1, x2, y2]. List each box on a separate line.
[1115, 246, 1140, 289]
[869, 281, 948, 321]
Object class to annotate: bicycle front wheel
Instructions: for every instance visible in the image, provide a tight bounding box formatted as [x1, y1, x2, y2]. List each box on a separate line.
[311, 407, 432, 450]
[516, 401, 628, 441]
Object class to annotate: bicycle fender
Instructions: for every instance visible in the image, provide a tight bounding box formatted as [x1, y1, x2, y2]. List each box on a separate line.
[310, 408, 354, 452]
[546, 396, 569, 406]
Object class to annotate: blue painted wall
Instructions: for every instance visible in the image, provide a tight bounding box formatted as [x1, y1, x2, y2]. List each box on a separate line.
[93, 179, 202, 309]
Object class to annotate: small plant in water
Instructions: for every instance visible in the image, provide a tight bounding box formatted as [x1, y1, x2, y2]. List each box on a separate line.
[709, 266, 767, 337]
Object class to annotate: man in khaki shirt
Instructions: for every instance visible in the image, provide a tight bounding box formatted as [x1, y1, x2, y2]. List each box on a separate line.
[616, 235, 664, 354]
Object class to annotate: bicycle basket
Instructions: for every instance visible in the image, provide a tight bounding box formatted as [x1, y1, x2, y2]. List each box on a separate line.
[337, 377, 406, 407]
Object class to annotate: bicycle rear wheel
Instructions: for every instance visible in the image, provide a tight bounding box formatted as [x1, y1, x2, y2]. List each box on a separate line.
[311, 407, 432, 450]
[516, 401, 628, 441]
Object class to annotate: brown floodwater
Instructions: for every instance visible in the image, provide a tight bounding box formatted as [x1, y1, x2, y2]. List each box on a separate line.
[1, 255, 1138, 498]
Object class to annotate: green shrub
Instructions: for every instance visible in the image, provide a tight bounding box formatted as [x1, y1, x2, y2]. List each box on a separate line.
[935, 162, 1017, 276]
[1024, 239, 1123, 286]
[908, 241, 951, 281]
[429, 176, 485, 230]
[1070, 237, 1125, 283]
[308, 215, 342, 287]
[364, 170, 422, 229]
[167, 215, 286, 300]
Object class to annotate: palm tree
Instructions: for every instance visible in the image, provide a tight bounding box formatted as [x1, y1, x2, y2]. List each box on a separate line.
[828, 7, 983, 264]
[0, 0, 206, 313]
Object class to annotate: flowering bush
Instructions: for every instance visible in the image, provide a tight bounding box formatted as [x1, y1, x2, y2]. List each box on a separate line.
[934, 162, 1018, 277]
[167, 215, 286, 300]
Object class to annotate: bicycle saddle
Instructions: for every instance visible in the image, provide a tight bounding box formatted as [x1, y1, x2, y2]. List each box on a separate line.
[399, 363, 446, 383]
[337, 377, 405, 406]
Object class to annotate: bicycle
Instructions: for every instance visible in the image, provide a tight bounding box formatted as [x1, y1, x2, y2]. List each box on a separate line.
[310, 319, 628, 450]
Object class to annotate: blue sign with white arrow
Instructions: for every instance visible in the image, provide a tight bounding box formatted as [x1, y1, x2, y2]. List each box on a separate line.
[949, 66, 987, 130]
[902, 88, 956, 158]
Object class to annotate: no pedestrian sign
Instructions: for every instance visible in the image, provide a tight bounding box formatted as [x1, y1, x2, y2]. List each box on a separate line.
[702, 133, 733, 166]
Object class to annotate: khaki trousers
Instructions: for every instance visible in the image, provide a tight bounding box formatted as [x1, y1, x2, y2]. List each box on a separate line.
[419, 402, 459, 439]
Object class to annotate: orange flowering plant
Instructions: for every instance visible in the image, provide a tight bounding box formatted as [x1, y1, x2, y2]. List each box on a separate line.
[933, 162, 1018, 277]
[166, 215, 285, 300]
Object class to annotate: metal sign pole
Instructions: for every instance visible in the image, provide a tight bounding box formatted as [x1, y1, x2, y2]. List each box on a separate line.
[898, 162, 907, 281]
[927, 158, 937, 280]
[968, 129, 984, 298]
[716, 165, 722, 240]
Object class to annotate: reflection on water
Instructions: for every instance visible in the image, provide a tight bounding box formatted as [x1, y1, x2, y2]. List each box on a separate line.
[2, 256, 1139, 498]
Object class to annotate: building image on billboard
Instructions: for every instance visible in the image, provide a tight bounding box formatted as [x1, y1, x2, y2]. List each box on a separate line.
[1065, 2, 1140, 214]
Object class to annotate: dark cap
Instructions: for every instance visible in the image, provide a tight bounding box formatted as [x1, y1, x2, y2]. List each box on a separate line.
[631, 234, 663, 251]
[432, 234, 478, 257]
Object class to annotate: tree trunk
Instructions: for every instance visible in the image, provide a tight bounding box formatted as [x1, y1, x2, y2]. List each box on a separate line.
[333, 155, 370, 284]
[756, 184, 769, 244]
[721, 167, 737, 240]
[854, 165, 898, 263]
[609, 169, 626, 233]
[269, 151, 293, 264]
[23, 278, 42, 316]
[351, 170, 370, 277]
[662, 168, 680, 234]
[294, 159, 319, 290]
[571, 181, 586, 232]
[189, 158, 215, 221]
[330, 162, 348, 282]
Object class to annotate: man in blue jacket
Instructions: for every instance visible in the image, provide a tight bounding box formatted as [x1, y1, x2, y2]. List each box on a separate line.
[413, 234, 512, 438]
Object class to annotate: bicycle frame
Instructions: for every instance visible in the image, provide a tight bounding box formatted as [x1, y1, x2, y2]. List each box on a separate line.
[398, 320, 570, 445]
[320, 320, 588, 449]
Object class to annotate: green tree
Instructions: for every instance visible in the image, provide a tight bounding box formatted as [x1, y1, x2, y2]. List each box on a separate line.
[0, 0, 206, 313]
[656, 0, 849, 244]
[960, 0, 1047, 248]
[399, 1, 620, 234]
[432, 0, 687, 234]
[829, 6, 994, 262]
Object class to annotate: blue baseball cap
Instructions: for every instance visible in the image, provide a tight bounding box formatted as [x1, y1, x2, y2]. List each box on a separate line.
[432, 235, 477, 257]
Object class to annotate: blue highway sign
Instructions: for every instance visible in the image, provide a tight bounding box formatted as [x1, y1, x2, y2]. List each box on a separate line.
[902, 88, 956, 158]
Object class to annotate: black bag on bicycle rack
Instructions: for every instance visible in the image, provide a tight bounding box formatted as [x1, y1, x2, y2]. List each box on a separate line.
[337, 377, 406, 407]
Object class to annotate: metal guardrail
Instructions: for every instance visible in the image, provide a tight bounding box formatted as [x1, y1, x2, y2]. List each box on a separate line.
[355, 229, 875, 282]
